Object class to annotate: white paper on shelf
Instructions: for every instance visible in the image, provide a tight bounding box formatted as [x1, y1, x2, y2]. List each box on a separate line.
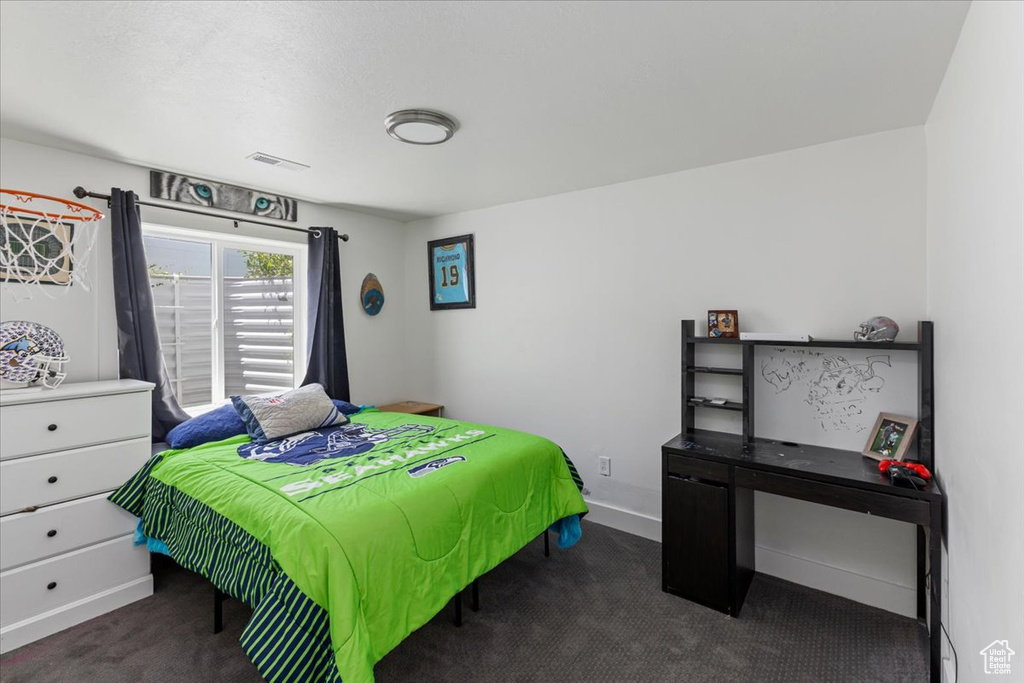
[739, 332, 813, 342]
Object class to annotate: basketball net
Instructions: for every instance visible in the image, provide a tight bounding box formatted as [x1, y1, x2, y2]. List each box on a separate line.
[0, 189, 103, 301]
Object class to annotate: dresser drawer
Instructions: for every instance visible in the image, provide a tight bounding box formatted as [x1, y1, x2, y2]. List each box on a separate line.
[0, 493, 138, 571]
[0, 535, 150, 627]
[0, 391, 150, 460]
[0, 438, 150, 515]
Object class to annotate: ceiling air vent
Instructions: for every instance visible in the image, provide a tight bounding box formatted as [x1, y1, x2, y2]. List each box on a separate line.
[245, 152, 310, 172]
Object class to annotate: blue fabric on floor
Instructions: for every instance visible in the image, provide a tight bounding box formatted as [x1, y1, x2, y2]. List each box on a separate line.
[133, 518, 170, 556]
[549, 514, 582, 549]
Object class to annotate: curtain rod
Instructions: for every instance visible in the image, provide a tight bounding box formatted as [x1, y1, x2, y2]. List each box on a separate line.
[71, 187, 349, 242]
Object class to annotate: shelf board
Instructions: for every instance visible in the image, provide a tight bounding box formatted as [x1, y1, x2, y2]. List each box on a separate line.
[689, 337, 744, 345]
[687, 337, 920, 351]
[686, 366, 743, 376]
[752, 339, 920, 351]
[688, 400, 744, 412]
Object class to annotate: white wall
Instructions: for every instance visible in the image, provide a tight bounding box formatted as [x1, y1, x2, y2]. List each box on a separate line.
[0, 137, 409, 405]
[925, 1, 1024, 680]
[403, 127, 928, 616]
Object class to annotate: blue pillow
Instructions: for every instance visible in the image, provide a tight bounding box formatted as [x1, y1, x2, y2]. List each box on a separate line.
[165, 404, 244, 449]
[166, 398, 361, 449]
[333, 399, 361, 416]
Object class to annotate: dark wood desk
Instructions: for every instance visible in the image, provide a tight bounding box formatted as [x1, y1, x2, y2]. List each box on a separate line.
[662, 429, 944, 682]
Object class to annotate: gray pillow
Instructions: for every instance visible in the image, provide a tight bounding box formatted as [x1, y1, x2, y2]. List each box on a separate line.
[231, 383, 349, 444]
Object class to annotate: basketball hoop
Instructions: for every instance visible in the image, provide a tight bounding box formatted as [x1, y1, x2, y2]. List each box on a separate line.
[1, 189, 104, 300]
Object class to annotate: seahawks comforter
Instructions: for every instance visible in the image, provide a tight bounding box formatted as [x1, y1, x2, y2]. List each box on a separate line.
[110, 410, 587, 683]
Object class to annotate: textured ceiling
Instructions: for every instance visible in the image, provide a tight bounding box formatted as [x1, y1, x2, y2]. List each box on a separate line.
[0, 1, 969, 221]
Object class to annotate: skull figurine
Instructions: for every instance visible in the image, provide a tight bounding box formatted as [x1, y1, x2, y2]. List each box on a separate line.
[854, 316, 900, 342]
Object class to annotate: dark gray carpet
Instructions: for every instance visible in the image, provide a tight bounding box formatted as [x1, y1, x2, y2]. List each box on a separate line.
[0, 521, 927, 682]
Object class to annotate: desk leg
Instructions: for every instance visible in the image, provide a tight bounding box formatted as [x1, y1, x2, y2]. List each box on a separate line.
[917, 526, 927, 623]
[929, 500, 942, 683]
[214, 586, 225, 634]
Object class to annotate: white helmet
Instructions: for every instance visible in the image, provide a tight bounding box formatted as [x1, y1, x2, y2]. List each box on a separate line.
[0, 320, 69, 389]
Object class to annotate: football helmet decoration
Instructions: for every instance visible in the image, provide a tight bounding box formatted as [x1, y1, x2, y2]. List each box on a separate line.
[0, 320, 69, 389]
[853, 316, 900, 343]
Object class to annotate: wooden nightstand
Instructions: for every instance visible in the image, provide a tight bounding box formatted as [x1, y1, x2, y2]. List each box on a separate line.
[377, 401, 444, 418]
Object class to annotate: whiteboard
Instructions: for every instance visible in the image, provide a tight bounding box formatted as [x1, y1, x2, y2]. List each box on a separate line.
[753, 346, 919, 452]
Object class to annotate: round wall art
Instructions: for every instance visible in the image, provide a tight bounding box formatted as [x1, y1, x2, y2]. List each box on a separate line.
[360, 273, 385, 316]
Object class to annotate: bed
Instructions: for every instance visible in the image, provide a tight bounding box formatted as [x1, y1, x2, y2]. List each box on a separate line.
[110, 408, 587, 683]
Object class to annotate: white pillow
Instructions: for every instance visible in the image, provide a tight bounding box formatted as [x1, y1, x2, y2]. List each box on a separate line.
[231, 383, 348, 444]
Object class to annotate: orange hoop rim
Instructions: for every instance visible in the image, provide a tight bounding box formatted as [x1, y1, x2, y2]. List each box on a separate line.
[0, 188, 105, 222]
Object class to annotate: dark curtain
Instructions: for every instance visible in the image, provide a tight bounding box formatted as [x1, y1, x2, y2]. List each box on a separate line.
[110, 188, 191, 441]
[302, 226, 350, 401]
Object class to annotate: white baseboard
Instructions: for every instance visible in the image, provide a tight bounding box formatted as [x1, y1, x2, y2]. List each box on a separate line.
[582, 499, 916, 618]
[943, 657, 955, 683]
[583, 498, 661, 542]
[0, 575, 153, 654]
[755, 546, 916, 618]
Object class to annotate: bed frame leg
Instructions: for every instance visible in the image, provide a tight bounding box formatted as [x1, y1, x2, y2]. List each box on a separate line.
[452, 593, 463, 627]
[213, 586, 224, 634]
[544, 529, 550, 557]
[471, 579, 480, 612]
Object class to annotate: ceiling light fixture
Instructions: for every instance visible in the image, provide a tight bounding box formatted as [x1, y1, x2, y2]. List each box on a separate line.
[384, 109, 457, 145]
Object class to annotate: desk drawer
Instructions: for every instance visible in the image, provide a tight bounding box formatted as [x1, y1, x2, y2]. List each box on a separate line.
[0, 535, 149, 627]
[0, 494, 138, 571]
[666, 454, 729, 484]
[0, 392, 150, 460]
[734, 467, 930, 525]
[0, 438, 150, 515]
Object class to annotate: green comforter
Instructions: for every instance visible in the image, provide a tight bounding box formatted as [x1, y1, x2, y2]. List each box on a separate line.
[111, 410, 587, 683]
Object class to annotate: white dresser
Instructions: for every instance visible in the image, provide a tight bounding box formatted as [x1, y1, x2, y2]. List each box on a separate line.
[0, 379, 155, 654]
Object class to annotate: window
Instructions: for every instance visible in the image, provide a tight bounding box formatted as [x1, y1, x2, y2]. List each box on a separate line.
[142, 225, 306, 411]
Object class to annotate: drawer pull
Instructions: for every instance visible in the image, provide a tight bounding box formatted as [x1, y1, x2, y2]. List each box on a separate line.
[47, 423, 58, 432]
[47, 475, 58, 484]
[47, 529, 57, 538]
[669, 473, 728, 488]
[47, 581, 57, 590]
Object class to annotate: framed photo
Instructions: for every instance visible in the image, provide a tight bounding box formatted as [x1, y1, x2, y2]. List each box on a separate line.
[428, 234, 475, 310]
[0, 217, 75, 285]
[862, 413, 918, 461]
[707, 310, 739, 338]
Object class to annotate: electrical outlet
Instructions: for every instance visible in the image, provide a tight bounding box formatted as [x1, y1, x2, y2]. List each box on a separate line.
[598, 456, 611, 476]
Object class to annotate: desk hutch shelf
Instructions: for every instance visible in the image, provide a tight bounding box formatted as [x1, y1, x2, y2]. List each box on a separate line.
[680, 319, 934, 468]
[663, 319, 944, 683]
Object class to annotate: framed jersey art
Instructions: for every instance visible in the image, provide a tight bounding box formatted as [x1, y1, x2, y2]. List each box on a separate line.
[427, 234, 475, 310]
